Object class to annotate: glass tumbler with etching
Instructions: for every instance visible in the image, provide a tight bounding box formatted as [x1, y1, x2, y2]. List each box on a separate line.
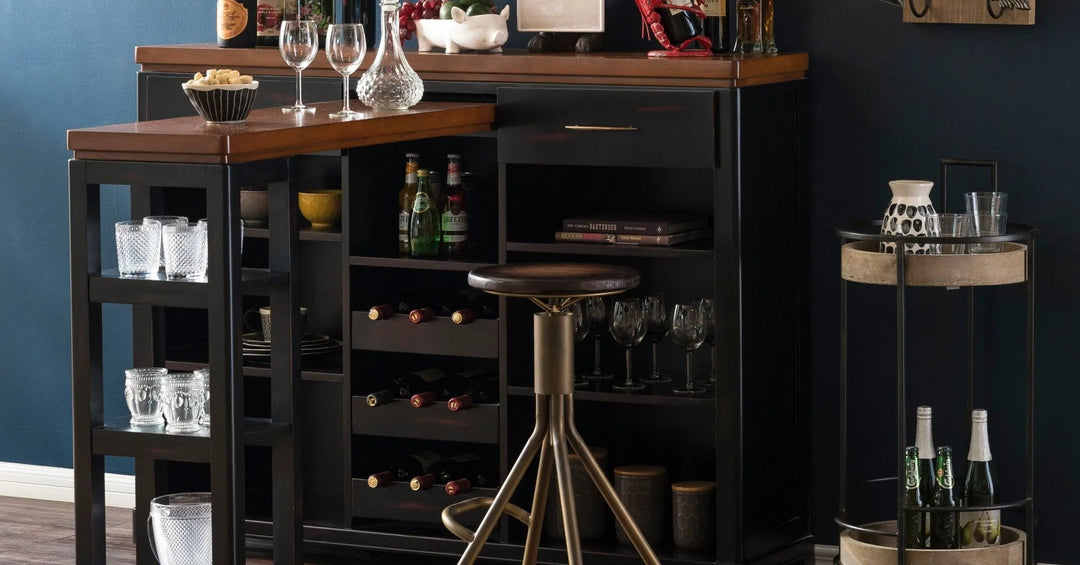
[115, 221, 161, 278]
[195, 368, 210, 428]
[161, 372, 206, 433]
[614, 465, 668, 545]
[162, 223, 207, 279]
[143, 215, 188, 270]
[124, 367, 166, 427]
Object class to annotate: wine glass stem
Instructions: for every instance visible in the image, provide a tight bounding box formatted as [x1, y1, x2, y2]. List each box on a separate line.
[625, 348, 633, 386]
[341, 74, 351, 113]
[295, 70, 304, 106]
[593, 336, 602, 373]
[652, 342, 660, 377]
[685, 351, 694, 389]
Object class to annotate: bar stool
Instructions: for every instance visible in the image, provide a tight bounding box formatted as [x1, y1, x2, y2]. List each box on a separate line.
[441, 263, 661, 565]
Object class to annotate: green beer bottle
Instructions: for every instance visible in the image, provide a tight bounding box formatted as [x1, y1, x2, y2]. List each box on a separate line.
[930, 445, 959, 549]
[409, 169, 440, 258]
[904, 446, 927, 548]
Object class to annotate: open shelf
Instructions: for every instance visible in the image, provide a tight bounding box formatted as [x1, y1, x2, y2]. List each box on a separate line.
[349, 255, 496, 272]
[89, 269, 288, 306]
[506, 241, 714, 259]
[244, 226, 342, 242]
[92, 416, 288, 460]
[351, 396, 500, 444]
[350, 480, 498, 524]
[507, 385, 715, 407]
[351, 312, 498, 359]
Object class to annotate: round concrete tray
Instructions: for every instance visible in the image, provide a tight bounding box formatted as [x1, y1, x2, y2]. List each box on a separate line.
[840, 520, 1026, 565]
[840, 241, 1027, 287]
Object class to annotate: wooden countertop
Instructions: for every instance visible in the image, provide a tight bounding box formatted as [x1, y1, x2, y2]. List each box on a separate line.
[67, 100, 494, 164]
[136, 44, 808, 89]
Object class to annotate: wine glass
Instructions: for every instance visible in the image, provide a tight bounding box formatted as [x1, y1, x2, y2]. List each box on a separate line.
[325, 23, 367, 119]
[642, 295, 671, 383]
[279, 20, 319, 113]
[583, 296, 612, 381]
[700, 298, 717, 385]
[568, 302, 592, 388]
[609, 299, 646, 392]
[670, 302, 707, 395]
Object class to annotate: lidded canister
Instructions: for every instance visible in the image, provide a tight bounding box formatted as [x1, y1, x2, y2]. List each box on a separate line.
[544, 446, 610, 541]
[613, 464, 668, 545]
[671, 481, 716, 550]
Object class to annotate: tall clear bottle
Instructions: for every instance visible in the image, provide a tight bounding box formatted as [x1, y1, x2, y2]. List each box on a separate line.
[357, 0, 424, 110]
[409, 169, 440, 258]
[961, 409, 1000, 547]
[398, 153, 420, 255]
[903, 446, 927, 549]
[930, 445, 960, 549]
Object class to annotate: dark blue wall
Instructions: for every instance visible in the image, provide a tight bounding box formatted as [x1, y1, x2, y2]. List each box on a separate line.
[3, 0, 1075, 561]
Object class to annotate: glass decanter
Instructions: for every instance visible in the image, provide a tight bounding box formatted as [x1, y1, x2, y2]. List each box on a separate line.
[357, 0, 424, 110]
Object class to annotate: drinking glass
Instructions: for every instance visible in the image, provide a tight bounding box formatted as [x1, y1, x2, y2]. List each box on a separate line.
[115, 220, 161, 278]
[195, 368, 210, 428]
[670, 302, 707, 395]
[610, 299, 646, 392]
[325, 23, 367, 119]
[124, 367, 166, 427]
[161, 372, 206, 434]
[279, 20, 319, 113]
[642, 295, 671, 383]
[569, 302, 592, 387]
[700, 298, 717, 385]
[143, 215, 188, 270]
[162, 223, 207, 279]
[583, 296, 612, 380]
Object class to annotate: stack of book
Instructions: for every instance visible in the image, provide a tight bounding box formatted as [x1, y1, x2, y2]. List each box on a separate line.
[555, 213, 710, 246]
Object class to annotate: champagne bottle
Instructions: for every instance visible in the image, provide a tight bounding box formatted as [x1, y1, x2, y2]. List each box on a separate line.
[903, 446, 927, 549]
[217, 0, 258, 48]
[702, 0, 727, 53]
[440, 154, 468, 258]
[930, 446, 959, 549]
[658, 0, 702, 47]
[409, 170, 440, 258]
[398, 153, 420, 255]
[914, 404, 936, 542]
[961, 409, 1000, 547]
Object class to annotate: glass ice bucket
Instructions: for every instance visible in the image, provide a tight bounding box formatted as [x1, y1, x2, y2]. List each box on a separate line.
[148, 492, 212, 565]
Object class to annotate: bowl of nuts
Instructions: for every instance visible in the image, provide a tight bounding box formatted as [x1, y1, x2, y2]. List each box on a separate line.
[181, 69, 259, 124]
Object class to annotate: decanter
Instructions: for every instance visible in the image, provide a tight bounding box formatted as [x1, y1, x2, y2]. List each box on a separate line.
[357, 0, 424, 110]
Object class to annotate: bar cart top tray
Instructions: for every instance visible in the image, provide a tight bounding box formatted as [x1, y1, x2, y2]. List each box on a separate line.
[840, 521, 1026, 565]
[840, 240, 1027, 287]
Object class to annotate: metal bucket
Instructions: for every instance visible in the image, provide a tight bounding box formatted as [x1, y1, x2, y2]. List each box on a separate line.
[147, 492, 212, 564]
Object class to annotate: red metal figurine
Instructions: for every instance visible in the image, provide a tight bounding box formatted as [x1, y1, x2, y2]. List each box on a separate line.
[636, 0, 713, 57]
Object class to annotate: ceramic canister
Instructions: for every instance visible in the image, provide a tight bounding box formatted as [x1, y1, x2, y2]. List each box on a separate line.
[672, 481, 717, 551]
[880, 179, 937, 254]
[614, 464, 668, 546]
[544, 446, 610, 541]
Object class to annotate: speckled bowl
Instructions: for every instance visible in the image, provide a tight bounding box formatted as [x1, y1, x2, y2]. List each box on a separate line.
[181, 81, 259, 124]
[298, 190, 342, 229]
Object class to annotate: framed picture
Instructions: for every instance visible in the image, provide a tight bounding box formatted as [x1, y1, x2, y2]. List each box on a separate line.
[517, 0, 605, 33]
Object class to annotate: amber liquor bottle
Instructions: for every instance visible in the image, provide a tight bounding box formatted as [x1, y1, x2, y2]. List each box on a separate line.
[217, 0, 258, 47]
[398, 153, 420, 255]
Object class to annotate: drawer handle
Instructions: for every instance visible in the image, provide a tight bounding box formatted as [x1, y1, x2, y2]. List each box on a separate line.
[564, 125, 639, 132]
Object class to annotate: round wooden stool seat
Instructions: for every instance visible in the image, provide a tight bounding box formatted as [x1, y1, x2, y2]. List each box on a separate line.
[467, 262, 640, 298]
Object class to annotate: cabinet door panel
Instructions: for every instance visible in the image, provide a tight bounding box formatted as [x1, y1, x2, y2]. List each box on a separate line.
[497, 87, 716, 168]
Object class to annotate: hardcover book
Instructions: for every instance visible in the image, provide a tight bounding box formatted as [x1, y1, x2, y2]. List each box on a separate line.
[561, 213, 709, 236]
[554, 227, 711, 246]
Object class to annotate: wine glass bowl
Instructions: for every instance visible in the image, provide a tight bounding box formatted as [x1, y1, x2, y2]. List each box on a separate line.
[642, 295, 671, 384]
[279, 20, 319, 113]
[700, 298, 717, 385]
[325, 23, 367, 119]
[670, 302, 707, 395]
[609, 299, 646, 392]
[583, 296, 612, 381]
[569, 302, 592, 388]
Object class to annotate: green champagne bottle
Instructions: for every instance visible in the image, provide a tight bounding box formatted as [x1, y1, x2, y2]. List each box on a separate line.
[915, 405, 935, 540]
[409, 169, 440, 258]
[961, 409, 1000, 547]
[904, 446, 927, 548]
[930, 445, 959, 549]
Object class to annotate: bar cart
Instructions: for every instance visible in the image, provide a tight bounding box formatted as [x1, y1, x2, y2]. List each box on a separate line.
[833, 219, 1036, 564]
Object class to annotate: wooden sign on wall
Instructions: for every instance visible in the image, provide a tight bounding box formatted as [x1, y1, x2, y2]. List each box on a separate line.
[903, 0, 1035, 25]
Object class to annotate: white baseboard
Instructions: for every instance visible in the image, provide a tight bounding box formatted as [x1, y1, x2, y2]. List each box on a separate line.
[816, 545, 837, 564]
[0, 462, 135, 509]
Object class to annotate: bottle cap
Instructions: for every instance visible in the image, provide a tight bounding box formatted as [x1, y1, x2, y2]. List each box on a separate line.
[417, 169, 429, 178]
[445, 478, 472, 496]
[410, 391, 436, 408]
[406, 152, 419, 158]
[409, 307, 434, 324]
[447, 154, 461, 159]
[410, 474, 435, 491]
[972, 409, 988, 423]
[367, 471, 393, 488]
[447, 394, 474, 412]
[917, 406, 932, 418]
[366, 389, 393, 407]
[368, 304, 393, 320]
[451, 308, 477, 325]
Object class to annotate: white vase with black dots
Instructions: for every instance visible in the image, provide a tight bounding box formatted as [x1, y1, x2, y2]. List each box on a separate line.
[880, 179, 938, 254]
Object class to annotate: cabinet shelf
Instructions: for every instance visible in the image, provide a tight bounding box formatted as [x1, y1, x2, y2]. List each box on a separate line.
[507, 385, 715, 407]
[166, 348, 344, 382]
[351, 312, 498, 359]
[506, 241, 714, 259]
[350, 480, 498, 524]
[351, 396, 500, 444]
[244, 226, 342, 242]
[92, 417, 288, 461]
[89, 269, 288, 306]
[349, 255, 495, 272]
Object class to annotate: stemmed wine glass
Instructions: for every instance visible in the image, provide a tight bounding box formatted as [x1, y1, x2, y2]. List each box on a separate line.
[642, 295, 671, 383]
[279, 20, 319, 113]
[700, 298, 717, 385]
[569, 302, 592, 388]
[670, 301, 707, 395]
[325, 23, 367, 119]
[609, 299, 646, 392]
[582, 296, 612, 381]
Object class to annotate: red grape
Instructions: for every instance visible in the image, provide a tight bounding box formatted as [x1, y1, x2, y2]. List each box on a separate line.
[410, 9, 422, 19]
[421, 8, 436, 18]
[423, 0, 437, 10]
[400, 2, 415, 15]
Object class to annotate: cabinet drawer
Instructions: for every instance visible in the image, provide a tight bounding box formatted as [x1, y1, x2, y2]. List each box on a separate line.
[351, 312, 499, 359]
[497, 86, 716, 168]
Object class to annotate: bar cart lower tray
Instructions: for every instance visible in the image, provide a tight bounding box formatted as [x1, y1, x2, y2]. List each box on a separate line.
[839, 521, 1026, 565]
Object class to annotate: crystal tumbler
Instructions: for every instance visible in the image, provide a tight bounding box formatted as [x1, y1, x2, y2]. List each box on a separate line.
[161, 372, 206, 433]
[124, 367, 166, 427]
[162, 223, 207, 279]
[115, 221, 161, 278]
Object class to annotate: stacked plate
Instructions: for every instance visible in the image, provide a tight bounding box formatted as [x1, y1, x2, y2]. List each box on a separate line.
[242, 333, 342, 364]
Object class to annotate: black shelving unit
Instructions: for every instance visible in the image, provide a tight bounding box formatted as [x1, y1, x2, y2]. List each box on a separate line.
[834, 223, 1036, 564]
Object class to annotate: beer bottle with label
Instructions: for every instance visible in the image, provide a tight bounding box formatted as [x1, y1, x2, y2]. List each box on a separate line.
[398, 153, 420, 255]
[961, 409, 1000, 547]
[409, 169, 440, 257]
[930, 445, 959, 549]
[440, 154, 468, 258]
[903, 446, 927, 549]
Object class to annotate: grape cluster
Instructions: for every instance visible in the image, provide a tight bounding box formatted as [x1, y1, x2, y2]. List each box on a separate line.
[398, 0, 498, 41]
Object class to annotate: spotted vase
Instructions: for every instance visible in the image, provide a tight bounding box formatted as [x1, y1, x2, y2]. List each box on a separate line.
[880, 180, 937, 254]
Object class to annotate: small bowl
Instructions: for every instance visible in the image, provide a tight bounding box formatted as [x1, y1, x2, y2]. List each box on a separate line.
[240, 188, 268, 227]
[182, 81, 259, 124]
[298, 190, 342, 229]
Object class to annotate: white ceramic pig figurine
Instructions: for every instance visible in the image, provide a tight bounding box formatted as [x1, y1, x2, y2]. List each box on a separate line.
[415, 5, 510, 54]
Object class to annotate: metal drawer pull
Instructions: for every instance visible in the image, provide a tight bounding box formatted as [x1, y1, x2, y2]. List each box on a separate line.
[564, 125, 639, 132]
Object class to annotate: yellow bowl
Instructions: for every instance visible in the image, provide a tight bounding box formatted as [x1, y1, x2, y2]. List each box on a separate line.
[298, 190, 342, 229]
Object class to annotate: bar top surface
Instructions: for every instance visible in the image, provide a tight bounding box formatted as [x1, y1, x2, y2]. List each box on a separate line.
[67, 100, 495, 164]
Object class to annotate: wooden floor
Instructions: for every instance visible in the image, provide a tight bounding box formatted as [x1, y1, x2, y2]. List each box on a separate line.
[0, 496, 454, 564]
